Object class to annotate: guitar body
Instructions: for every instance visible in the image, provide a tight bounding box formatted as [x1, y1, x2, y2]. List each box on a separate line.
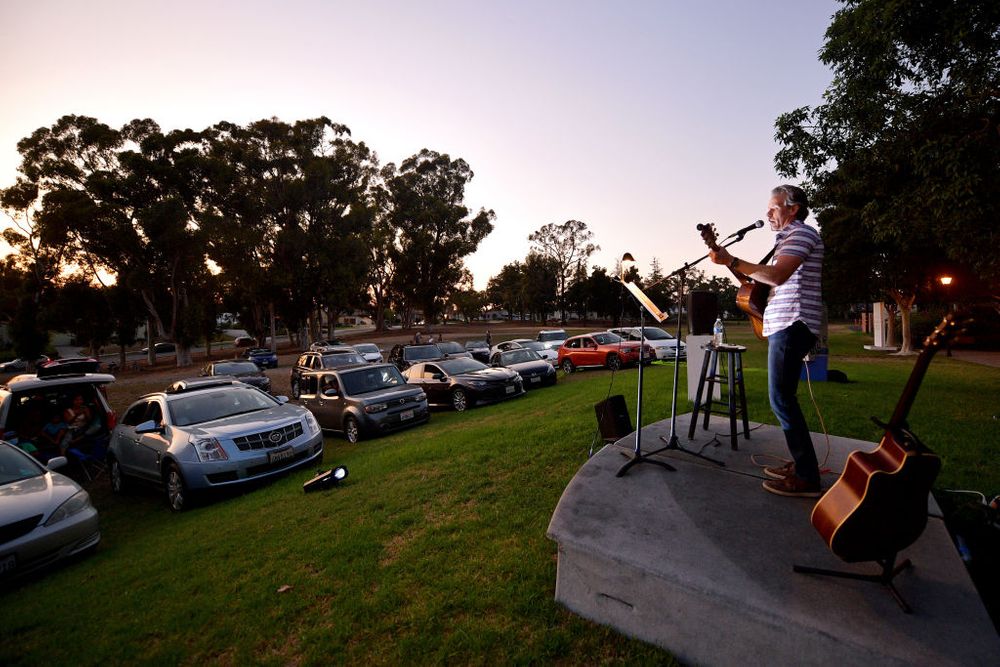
[736, 281, 769, 340]
[811, 432, 941, 562]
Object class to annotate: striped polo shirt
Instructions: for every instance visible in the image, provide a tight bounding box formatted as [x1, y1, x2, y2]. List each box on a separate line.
[762, 220, 823, 337]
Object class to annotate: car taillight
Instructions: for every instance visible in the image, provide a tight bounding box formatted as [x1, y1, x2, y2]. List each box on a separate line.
[106, 410, 117, 430]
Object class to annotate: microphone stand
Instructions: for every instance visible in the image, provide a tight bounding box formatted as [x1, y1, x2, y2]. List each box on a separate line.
[649, 230, 754, 466]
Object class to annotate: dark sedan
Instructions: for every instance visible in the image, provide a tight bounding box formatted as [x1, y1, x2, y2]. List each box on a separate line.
[436, 341, 472, 359]
[244, 348, 278, 368]
[201, 361, 272, 393]
[297, 363, 429, 443]
[402, 358, 524, 412]
[490, 348, 557, 389]
[464, 340, 490, 362]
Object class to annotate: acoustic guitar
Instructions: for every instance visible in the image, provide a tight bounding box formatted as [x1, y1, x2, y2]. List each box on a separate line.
[699, 223, 769, 340]
[809, 313, 964, 563]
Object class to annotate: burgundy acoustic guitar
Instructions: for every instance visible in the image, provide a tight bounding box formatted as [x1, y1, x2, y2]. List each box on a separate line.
[809, 313, 964, 563]
[699, 223, 769, 340]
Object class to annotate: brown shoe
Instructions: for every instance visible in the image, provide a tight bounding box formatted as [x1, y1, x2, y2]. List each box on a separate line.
[762, 475, 821, 498]
[763, 461, 795, 479]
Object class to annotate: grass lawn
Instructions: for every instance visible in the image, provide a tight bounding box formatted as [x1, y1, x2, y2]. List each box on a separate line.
[2, 322, 997, 664]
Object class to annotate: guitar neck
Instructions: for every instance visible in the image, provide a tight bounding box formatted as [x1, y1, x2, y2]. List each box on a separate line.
[886, 315, 960, 430]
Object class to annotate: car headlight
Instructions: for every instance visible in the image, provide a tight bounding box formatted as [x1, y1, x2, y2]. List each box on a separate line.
[365, 402, 388, 414]
[193, 437, 229, 462]
[468, 380, 488, 388]
[303, 412, 321, 436]
[416, 392, 427, 402]
[44, 490, 93, 526]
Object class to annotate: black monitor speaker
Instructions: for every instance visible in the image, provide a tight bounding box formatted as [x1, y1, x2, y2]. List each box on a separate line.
[688, 290, 718, 335]
[595, 394, 633, 443]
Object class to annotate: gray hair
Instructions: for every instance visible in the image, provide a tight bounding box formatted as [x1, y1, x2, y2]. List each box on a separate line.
[772, 185, 809, 221]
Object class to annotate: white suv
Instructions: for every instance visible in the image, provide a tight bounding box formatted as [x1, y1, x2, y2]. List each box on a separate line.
[536, 329, 568, 350]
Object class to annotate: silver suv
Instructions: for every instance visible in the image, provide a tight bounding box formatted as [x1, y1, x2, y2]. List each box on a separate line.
[107, 378, 324, 511]
[0, 370, 116, 465]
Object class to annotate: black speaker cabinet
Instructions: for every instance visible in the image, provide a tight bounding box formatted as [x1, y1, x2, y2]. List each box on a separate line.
[595, 394, 633, 442]
[688, 290, 718, 335]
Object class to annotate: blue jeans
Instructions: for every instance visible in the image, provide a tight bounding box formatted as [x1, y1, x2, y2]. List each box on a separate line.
[767, 321, 820, 486]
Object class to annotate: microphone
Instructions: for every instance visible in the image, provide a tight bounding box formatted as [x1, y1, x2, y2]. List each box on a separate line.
[728, 220, 765, 238]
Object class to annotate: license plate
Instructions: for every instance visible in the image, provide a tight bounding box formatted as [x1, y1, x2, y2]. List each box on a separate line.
[506, 385, 515, 394]
[530, 376, 541, 383]
[400, 409, 414, 421]
[268, 446, 294, 464]
[0, 553, 15, 575]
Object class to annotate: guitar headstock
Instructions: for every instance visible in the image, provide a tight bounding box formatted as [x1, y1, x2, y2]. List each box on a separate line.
[924, 311, 971, 350]
[698, 223, 719, 250]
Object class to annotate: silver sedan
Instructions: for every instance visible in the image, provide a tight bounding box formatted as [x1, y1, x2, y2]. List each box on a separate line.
[0, 442, 100, 580]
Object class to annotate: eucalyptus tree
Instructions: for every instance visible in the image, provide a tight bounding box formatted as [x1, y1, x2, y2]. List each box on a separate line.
[774, 0, 1000, 351]
[528, 220, 599, 323]
[385, 149, 494, 325]
[9, 115, 210, 366]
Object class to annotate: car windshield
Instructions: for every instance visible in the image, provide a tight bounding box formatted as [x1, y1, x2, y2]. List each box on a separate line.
[341, 366, 407, 395]
[438, 358, 488, 374]
[353, 344, 379, 354]
[0, 444, 44, 485]
[519, 341, 547, 352]
[592, 333, 622, 345]
[538, 331, 566, 342]
[213, 362, 260, 375]
[168, 387, 279, 426]
[403, 345, 442, 361]
[437, 341, 464, 354]
[501, 349, 541, 364]
[465, 340, 486, 349]
[322, 352, 366, 367]
[640, 327, 674, 340]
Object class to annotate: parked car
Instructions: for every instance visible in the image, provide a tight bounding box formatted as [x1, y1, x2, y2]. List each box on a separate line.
[351, 343, 383, 363]
[608, 327, 687, 361]
[537, 329, 568, 350]
[491, 339, 558, 364]
[490, 348, 557, 388]
[557, 332, 653, 373]
[297, 363, 429, 443]
[233, 336, 256, 349]
[141, 342, 176, 355]
[464, 340, 491, 363]
[201, 360, 272, 393]
[244, 347, 278, 368]
[387, 343, 445, 371]
[289, 349, 367, 399]
[107, 378, 324, 510]
[402, 357, 524, 411]
[0, 356, 50, 374]
[0, 442, 100, 580]
[0, 369, 116, 464]
[435, 340, 473, 359]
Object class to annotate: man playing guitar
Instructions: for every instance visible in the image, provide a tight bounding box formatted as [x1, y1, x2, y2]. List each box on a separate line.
[708, 185, 824, 497]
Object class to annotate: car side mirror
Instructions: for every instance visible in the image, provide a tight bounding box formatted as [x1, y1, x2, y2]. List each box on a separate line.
[135, 420, 163, 434]
[322, 388, 338, 398]
[433, 373, 445, 381]
[46, 456, 68, 471]
[274, 395, 289, 404]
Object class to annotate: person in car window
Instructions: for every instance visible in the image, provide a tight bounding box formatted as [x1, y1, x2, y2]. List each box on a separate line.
[62, 394, 93, 449]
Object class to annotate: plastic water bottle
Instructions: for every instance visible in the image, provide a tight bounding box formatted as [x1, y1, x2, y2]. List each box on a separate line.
[713, 318, 725, 347]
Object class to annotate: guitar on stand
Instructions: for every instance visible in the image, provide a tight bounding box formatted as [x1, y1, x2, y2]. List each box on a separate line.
[795, 312, 967, 612]
[698, 223, 770, 340]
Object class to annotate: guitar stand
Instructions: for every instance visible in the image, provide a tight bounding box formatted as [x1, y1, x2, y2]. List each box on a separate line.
[793, 553, 914, 614]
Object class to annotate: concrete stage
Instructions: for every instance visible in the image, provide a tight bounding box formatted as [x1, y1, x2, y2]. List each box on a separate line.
[547, 413, 999, 665]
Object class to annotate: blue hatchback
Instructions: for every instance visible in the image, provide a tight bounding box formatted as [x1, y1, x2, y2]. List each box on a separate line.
[244, 348, 278, 368]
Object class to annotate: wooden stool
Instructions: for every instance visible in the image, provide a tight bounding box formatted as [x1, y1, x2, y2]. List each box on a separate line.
[688, 343, 750, 449]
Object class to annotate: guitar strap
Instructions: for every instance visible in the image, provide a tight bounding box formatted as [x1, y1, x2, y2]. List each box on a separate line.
[759, 246, 777, 265]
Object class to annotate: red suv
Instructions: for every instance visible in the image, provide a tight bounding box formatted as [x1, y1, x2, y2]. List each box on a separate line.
[557, 332, 652, 373]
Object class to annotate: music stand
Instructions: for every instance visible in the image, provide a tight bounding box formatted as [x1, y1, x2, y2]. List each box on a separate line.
[616, 279, 676, 477]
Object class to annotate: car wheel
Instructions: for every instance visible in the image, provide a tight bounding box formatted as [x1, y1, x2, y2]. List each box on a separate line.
[164, 462, 189, 512]
[561, 358, 575, 374]
[108, 455, 129, 494]
[451, 388, 468, 412]
[344, 416, 360, 444]
[291, 378, 301, 399]
[607, 354, 622, 371]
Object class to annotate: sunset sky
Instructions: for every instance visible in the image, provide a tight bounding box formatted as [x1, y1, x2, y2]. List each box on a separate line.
[0, 0, 840, 288]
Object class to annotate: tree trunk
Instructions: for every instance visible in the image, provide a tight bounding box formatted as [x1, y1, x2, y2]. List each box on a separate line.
[269, 303, 277, 352]
[176, 345, 193, 367]
[888, 290, 917, 354]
